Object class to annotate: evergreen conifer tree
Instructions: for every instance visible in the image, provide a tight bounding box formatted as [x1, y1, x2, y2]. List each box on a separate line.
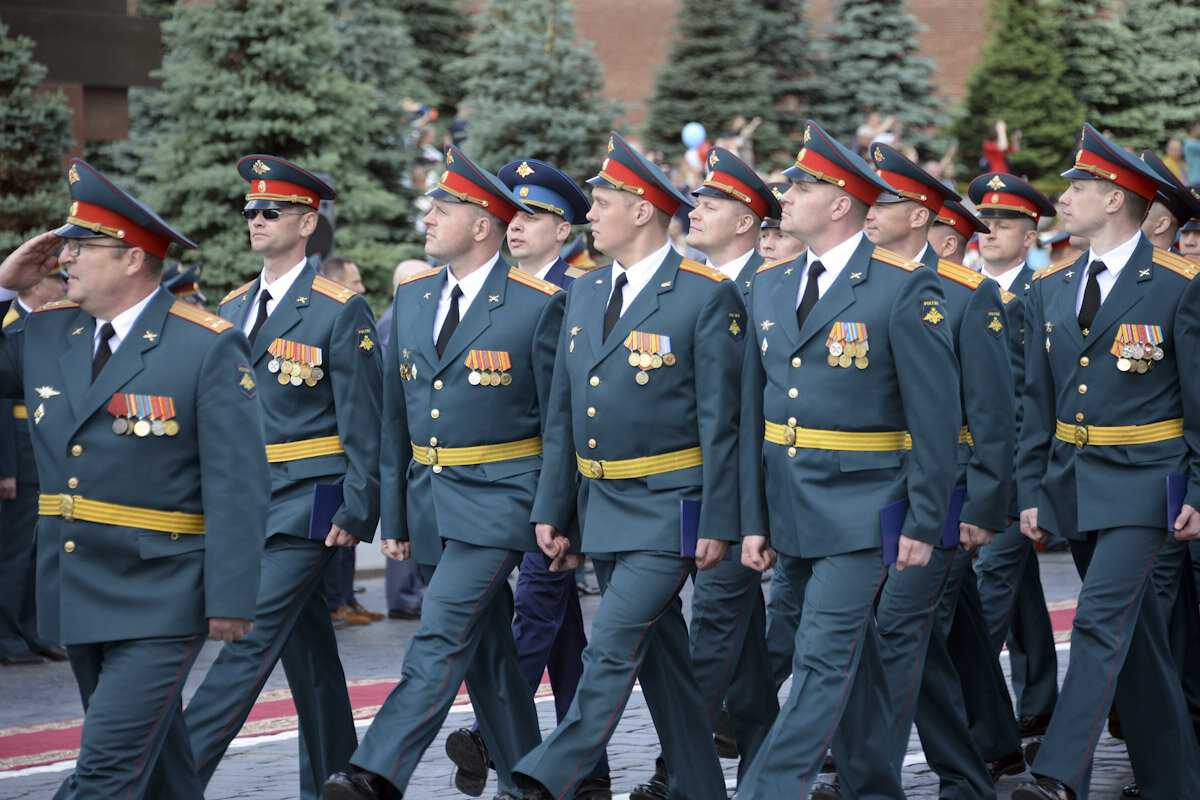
[452, 0, 616, 181]
[143, 0, 413, 301]
[1056, 0, 1159, 150]
[0, 21, 74, 254]
[803, 0, 945, 153]
[953, 0, 1084, 185]
[643, 0, 780, 162]
[393, 0, 473, 112]
[1122, 0, 1200, 142]
[749, 0, 820, 157]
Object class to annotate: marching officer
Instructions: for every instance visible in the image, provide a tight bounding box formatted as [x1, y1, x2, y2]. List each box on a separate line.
[0, 159, 269, 798]
[928, 198, 990, 264]
[510, 131, 745, 800]
[161, 261, 207, 307]
[160, 155, 382, 800]
[323, 146, 559, 800]
[757, 182, 806, 264]
[1012, 124, 1200, 800]
[736, 122, 960, 799]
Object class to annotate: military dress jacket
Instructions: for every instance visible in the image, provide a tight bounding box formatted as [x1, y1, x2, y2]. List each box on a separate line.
[735, 251, 765, 302]
[1017, 236, 1200, 537]
[220, 263, 381, 542]
[1000, 263, 1036, 517]
[382, 258, 565, 566]
[531, 247, 746, 554]
[0, 288, 269, 645]
[0, 302, 35, 483]
[919, 250, 1014, 533]
[741, 237, 961, 557]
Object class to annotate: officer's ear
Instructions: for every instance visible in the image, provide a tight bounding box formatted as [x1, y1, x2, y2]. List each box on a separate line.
[734, 211, 758, 237]
[910, 205, 931, 230]
[555, 219, 572, 245]
[298, 209, 319, 238]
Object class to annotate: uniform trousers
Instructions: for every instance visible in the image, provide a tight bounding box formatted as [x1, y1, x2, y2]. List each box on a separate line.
[1033, 527, 1200, 799]
[58, 634, 203, 800]
[739, 550, 901, 800]
[0, 484, 54, 656]
[975, 519, 1059, 716]
[513, 550, 725, 800]
[764, 563, 801, 688]
[349, 542, 539, 797]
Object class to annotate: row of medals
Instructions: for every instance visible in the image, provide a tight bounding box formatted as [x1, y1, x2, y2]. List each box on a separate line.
[469, 370, 512, 386]
[629, 349, 676, 385]
[267, 358, 325, 386]
[827, 340, 869, 369]
[113, 417, 179, 437]
[1117, 343, 1163, 373]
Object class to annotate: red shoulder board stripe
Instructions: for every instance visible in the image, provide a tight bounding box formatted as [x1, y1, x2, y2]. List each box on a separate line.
[937, 259, 986, 290]
[33, 299, 80, 314]
[678, 259, 727, 282]
[756, 257, 796, 274]
[1033, 257, 1077, 281]
[1153, 249, 1200, 280]
[169, 301, 233, 333]
[399, 266, 443, 286]
[220, 281, 255, 305]
[311, 275, 355, 304]
[507, 267, 561, 295]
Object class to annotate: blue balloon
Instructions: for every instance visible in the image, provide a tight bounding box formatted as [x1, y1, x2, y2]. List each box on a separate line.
[681, 122, 706, 149]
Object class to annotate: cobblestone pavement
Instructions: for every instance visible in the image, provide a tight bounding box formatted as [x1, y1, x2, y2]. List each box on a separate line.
[0, 551, 1141, 798]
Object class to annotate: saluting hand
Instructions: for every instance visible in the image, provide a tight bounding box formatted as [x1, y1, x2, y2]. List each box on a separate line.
[741, 534, 776, 572]
[209, 617, 253, 642]
[1175, 504, 1200, 540]
[381, 538, 411, 561]
[0, 231, 64, 292]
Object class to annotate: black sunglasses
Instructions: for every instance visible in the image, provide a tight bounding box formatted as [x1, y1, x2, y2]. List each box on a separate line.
[241, 208, 307, 221]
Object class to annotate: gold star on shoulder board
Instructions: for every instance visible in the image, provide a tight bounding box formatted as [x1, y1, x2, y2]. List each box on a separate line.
[72, 327, 83, 336]
[850, 272, 862, 279]
[489, 295, 499, 303]
[143, 330, 157, 342]
[760, 319, 775, 332]
[296, 296, 307, 304]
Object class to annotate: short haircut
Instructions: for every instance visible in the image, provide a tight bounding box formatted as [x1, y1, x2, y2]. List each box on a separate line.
[1117, 186, 1150, 224]
[322, 257, 355, 281]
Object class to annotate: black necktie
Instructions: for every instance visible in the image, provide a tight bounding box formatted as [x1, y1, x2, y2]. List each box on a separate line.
[436, 285, 463, 357]
[1078, 260, 1105, 333]
[92, 323, 115, 382]
[603, 272, 628, 342]
[247, 289, 271, 346]
[796, 261, 825, 329]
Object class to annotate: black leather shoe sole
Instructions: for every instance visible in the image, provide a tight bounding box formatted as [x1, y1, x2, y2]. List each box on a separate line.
[1017, 713, 1052, 739]
[445, 728, 489, 797]
[714, 706, 738, 759]
[322, 772, 387, 800]
[574, 775, 612, 800]
[986, 748, 1026, 781]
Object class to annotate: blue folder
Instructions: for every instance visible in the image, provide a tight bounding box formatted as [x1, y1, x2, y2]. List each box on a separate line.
[680, 498, 733, 561]
[880, 486, 967, 566]
[308, 483, 344, 541]
[1168, 473, 1188, 531]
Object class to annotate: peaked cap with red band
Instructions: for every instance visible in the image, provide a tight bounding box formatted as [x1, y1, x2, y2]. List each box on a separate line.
[238, 154, 336, 210]
[429, 145, 531, 223]
[588, 131, 694, 215]
[693, 146, 781, 221]
[868, 142, 959, 211]
[56, 159, 196, 258]
[761, 182, 790, 229]
[1062, 123, 1169, 201]
[935, 198, 990, 239]
[1139, 150, 1200, 226]
[967, 172, 1055, 222]
[783, 121, 897, 206]
[162, 261, 206, 303]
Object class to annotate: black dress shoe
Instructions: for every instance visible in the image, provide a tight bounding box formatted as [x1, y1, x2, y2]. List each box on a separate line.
[445, 727, 489, 797]
[986, 748, 1026, 781]
[810, 775, 843, 800]
[629, 758, 668, 800]
[1017, 713, 1052, 738]
[322, 771, 401, 800]
[713, 705, 738, 759]
[0, 650, 44, 666]
[1022, 737, 1041, 766]
[1011, 776, 1075, 800]
[1121, 783, 1140, 799]
[1107, 705, 1124, 740]
[820, 750, 837, 773]
[388, 606, 421, 620]
[573, 775, 612, 800]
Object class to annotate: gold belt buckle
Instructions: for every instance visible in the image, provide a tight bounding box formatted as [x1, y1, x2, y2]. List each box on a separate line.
[587, 459, 604, 479]
[783, 424, 796, 447]
[1074, 425, 1088, 449]
[60, 494, 76, 521]
[428, 448, 439, 467]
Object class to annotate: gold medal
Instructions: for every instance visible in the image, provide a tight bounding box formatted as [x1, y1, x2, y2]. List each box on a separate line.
[278, 372, 290, 385]
[133, 419, 151, 437]
[856, 344, 868, 358]
[164, 420, 179, 436]
[838, 354, 853, 368]
[1135, 359, 1148, 374]
[305, 377, 318, 387]
[663, 353, 676, 366]
[112, 417, 128, 435]
[151, 419, 166, 436]
[628, 352, 641, 367]
[827, 353, 840, 367]
[468, 370, 481, 386]
[650, 354, 663, 369]
[635, 370, 649, 385]
[300, 364, 313, 380]
[1117, 357, 1131, 372]
[500, 373, 512, 386]
[280, 360, 293, 375]
[638, 352, 653, 370]
[490, 371, 502, 386]
[267, 359, 280, 373]
[854, 356, 869, 369]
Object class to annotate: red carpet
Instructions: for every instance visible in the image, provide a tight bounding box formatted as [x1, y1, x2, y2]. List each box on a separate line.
[0, 605, 1077, 773]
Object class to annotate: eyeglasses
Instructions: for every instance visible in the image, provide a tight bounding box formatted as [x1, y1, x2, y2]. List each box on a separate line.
[64, 240, 131, 257]
[241, 209, 308, 221]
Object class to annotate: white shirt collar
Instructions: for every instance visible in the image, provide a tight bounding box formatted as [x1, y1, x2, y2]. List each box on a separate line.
[708, 248, 756, 281]
[96, 288, 159, 356]
[532, 258, 559, 282]
[987, 261, 1027, 293]
[435, 252, 502, 341]
[611, 240, 672, 314]
[1087, 231, 1141, 277]
[799, 231, 864, 303]
[244, 257, 308, 337]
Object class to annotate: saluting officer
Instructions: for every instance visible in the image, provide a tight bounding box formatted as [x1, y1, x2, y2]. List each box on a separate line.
[1012, 124, 1200, 800]
[511, 131, 745, 800]
[323, 146, 560, 800]
[0, 159, 269, 799]
[736, 121, 960, 799]
[165, 156, 382, 800]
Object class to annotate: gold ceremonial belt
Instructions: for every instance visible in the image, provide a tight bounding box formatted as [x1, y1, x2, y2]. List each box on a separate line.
[39, 494, 206, 535]
[412, 436, 543, 467]
[902, 426, 973, 450]
[576, 446, 703, 480]
[265, 435, 345, 463]
[1055, 418, 1183, 450]
[765, 420, 907, 452]
[13, 404, 26, 419]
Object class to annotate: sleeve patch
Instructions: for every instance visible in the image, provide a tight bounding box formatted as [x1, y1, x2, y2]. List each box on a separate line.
[357, 326, 376, 355]
[985, 309, 1004, 338]
[236, 363, 257, 398]
[727, 311, 744, 341]
[922, 298, 945, 328]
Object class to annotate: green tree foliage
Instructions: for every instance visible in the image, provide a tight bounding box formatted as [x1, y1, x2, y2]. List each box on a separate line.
[393, 0, 473, 113]
[803, 0, 946, 153]
[0, 20, 74, 255]
[142, 0, 415, 303]
[1122, 0, 1200, 142]
[452, 0, 616, 182]
[953, 0, 1084, 185]
[643, 0, 781, 162]
[749, 0, 821, 158]
[1056, 0, 1159, 150]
